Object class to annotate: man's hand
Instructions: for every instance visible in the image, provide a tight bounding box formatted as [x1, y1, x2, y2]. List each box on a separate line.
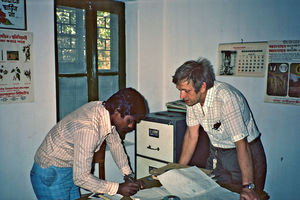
[117, 181, 140, 197]
[134, 179, 145, 189]
[240, 188, 260, 200]
[118, 174, 145, 196]
[124, 174, 145, 189]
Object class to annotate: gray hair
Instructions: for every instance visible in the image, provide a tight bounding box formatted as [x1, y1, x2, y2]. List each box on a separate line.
[172, 57, 216, 93]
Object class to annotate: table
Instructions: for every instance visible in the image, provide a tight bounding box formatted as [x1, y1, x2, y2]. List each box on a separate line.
[78, 174, 161, 200]
[78, 163, 269, 200]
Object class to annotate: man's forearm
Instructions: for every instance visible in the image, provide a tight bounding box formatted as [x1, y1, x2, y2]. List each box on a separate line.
[179, 127, 199, 165]
[235, 139, 254, 185]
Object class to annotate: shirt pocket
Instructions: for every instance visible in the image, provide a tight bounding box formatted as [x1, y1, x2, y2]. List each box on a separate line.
[210, 119, 226, 140]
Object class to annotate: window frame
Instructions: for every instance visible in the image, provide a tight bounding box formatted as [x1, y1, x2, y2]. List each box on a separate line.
[54, 0, 125, 121]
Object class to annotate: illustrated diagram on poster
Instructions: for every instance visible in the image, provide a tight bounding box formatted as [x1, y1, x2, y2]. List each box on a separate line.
[217, 42, 267, 77]
[264, 40, 300, 106]
[0, 29, 33, 104]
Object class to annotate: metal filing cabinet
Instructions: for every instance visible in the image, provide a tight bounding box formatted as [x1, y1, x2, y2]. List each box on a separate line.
[135, 111, 187, 179]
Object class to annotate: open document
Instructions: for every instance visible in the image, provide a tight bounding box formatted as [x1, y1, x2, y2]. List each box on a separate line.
[133, 166, 239, 200]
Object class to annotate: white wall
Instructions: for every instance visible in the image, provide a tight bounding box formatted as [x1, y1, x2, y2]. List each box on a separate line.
[126, 0, 300, 199]
[0, 0, 56, 199]
[0, 0, 299, 199]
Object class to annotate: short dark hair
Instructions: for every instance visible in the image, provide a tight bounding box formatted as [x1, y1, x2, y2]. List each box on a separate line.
[172, 57, 216, 93]
[103, 88, 149, 121]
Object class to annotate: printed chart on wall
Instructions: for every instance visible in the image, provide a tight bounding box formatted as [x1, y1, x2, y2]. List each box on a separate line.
[264, 40, 300, 106]
[0, 29, 33, 104]
[217, 42, 267, 77]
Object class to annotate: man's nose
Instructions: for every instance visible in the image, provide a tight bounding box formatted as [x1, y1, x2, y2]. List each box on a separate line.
[180, 91, 185, 99]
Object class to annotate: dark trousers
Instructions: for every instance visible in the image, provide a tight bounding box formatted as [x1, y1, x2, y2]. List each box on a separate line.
[207, 136, 267, 191]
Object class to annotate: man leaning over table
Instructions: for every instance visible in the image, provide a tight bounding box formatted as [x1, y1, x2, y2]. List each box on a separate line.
[30, 88, 148, 200]
[172, 57, 267, 200]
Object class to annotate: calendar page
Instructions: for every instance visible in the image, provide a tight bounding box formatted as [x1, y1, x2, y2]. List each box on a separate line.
[217, 42, 268, 77]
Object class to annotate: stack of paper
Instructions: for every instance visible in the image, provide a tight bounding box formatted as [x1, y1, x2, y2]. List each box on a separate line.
[165, 100, 186, 113]
[132, 166, 239, 200]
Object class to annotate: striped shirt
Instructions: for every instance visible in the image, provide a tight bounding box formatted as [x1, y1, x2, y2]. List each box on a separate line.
[34, 101, 131, 195]
[187, 81, 260, 148]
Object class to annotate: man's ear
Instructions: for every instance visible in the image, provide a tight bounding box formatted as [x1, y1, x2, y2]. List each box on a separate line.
[114, 107, 121, 114]
[200, 82, 207, 93]
[128, 121, 134, 128]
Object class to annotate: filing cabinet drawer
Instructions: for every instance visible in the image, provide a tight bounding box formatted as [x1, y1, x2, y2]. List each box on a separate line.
[136, 156, 167, 179]
[135, 111, 187, 179]
[136, 120, 174, 162]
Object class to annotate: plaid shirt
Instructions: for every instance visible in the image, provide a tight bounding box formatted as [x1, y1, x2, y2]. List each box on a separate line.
[187, 81, 260, 148]
[34, 101, 131, 195]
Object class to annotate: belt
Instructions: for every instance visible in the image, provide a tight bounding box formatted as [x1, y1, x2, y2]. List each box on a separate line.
[215, 147, 235, 152]
[214, 135, 261, 152]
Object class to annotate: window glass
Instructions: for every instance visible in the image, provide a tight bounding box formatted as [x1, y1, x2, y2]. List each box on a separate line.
[98, 75, 118, 101]
[56, 7, 86, 74]
[97, 11, 118, 72]
[58, 77, 88, 119]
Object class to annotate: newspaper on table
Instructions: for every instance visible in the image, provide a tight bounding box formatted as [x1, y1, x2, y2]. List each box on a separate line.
[132, 166, 239, 200]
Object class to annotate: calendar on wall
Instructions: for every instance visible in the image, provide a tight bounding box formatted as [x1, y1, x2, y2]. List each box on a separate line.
[217, 42, 268, 77]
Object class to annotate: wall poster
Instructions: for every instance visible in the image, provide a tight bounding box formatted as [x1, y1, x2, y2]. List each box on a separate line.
[217, 42, 267, 77]
[264, 40, 300, 106]
[0, 0, 27, 30]
[0, 29, 33, 104]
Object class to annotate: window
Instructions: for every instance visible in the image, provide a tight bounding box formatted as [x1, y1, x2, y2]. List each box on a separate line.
[54, 0, 125, 120]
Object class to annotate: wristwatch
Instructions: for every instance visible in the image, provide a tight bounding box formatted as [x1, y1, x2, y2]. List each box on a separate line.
[243, 183, 255, 190]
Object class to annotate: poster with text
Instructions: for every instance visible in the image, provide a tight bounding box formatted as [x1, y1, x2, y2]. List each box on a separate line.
[0, 0, 27, 30]
[0, 29, 33, 104]
[264, 40, 300, 106]
[217, 42, 268, 77]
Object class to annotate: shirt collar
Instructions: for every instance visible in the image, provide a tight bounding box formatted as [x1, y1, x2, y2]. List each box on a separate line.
[100, 104, 114, 137]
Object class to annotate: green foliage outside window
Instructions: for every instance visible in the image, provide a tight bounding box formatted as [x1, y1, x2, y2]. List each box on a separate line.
[97, 11, 111, 70]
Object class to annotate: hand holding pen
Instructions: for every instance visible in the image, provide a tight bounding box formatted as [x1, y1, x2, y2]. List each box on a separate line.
[117, 173, 145, 197]
[124, 173, 145, 189]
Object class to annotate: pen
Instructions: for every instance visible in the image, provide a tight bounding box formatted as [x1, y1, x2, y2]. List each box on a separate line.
[97, 194, 111, 200]
[89, 193, 111, 200]
[128, 176, 135, 183]
[126, 173, 135, 183]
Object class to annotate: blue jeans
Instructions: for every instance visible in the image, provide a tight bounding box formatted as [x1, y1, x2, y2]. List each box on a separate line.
[30, 162, 80, 200]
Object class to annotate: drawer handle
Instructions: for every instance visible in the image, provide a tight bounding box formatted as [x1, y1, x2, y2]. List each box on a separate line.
[147, 145, 160, 151]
